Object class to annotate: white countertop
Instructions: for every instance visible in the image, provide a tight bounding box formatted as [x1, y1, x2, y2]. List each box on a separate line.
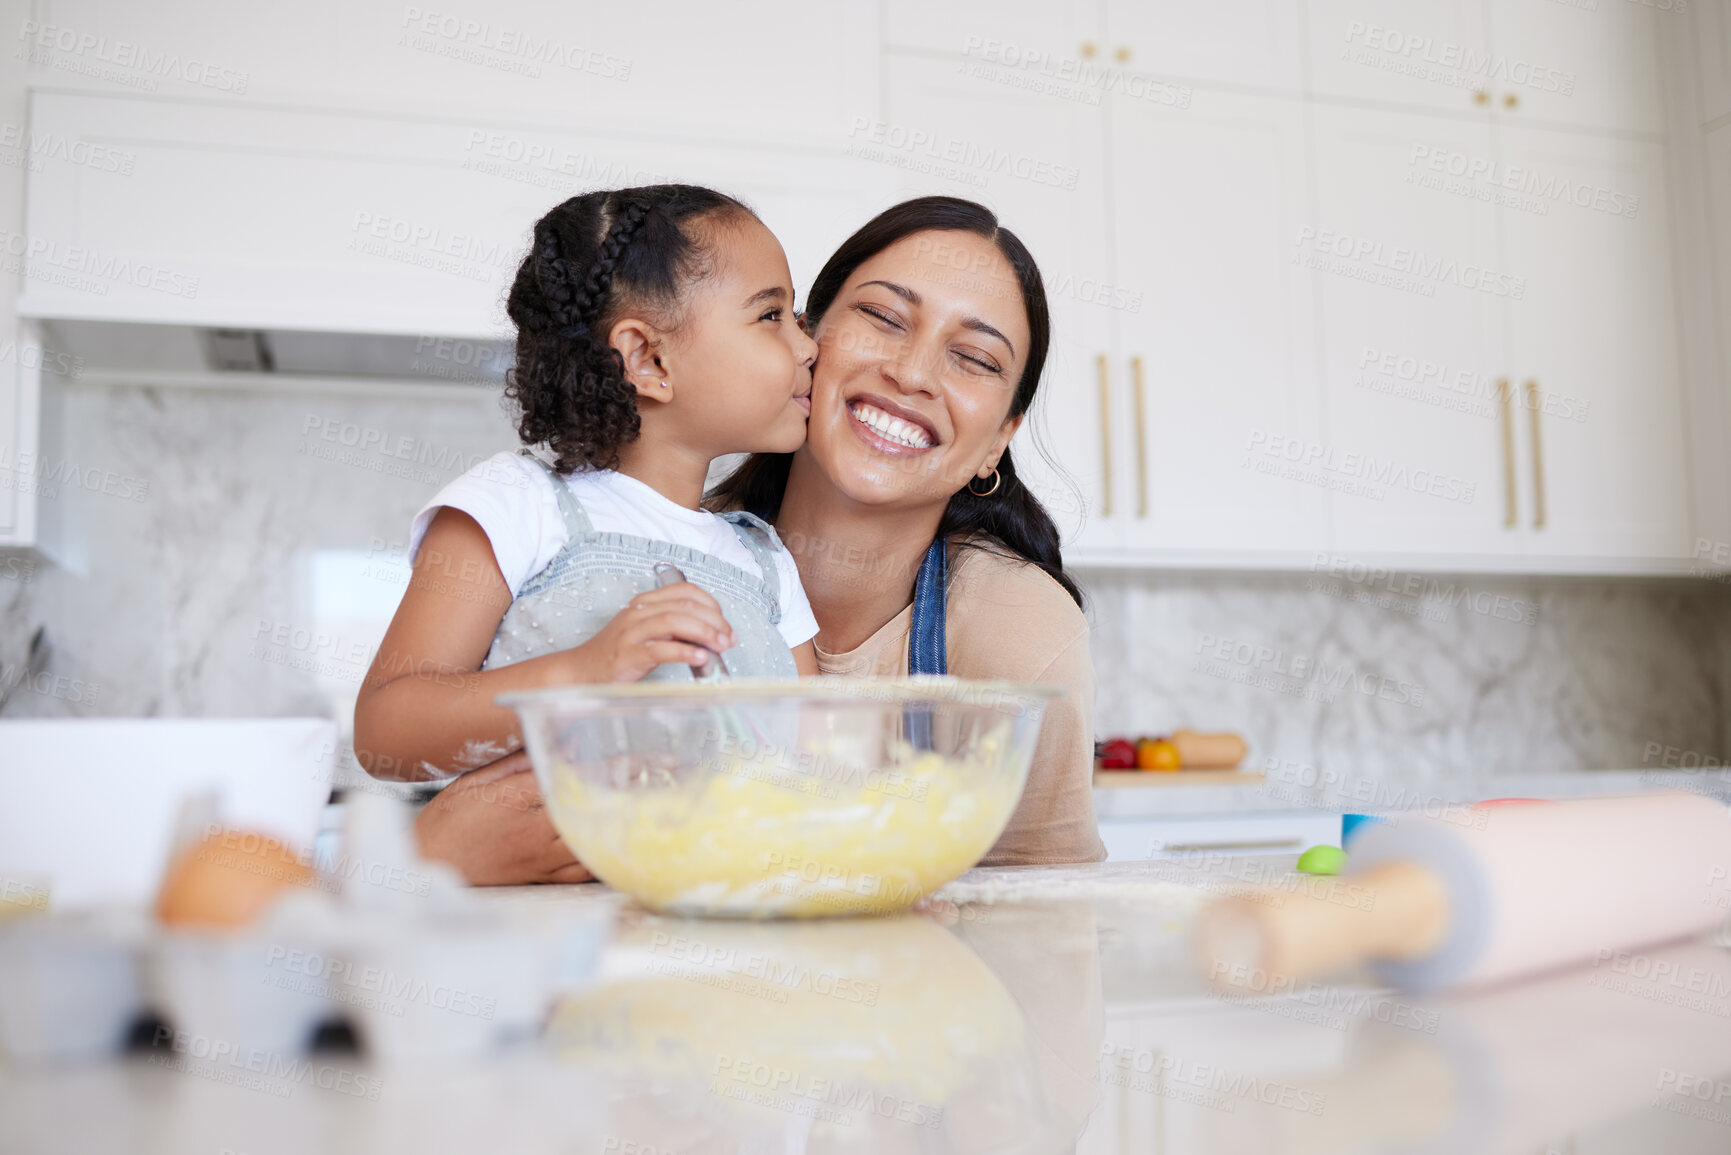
[1093, 767, 1731, 818]
[5, 854, 1730, 1154]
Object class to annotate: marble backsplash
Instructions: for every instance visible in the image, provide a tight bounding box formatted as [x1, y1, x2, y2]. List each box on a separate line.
[4, 380, 1728, 787]
[1085, 569, 1731, 782]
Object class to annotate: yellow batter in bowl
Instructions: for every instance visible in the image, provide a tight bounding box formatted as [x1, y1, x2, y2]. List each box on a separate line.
[502, 678, 1060, 919]
[549, 734, 1022, 917]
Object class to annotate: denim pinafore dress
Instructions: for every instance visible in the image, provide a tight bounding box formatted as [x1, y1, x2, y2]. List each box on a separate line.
[739, 498, 950, 740]
[732, 499, 950, 676]
[484, 454, 798, 680]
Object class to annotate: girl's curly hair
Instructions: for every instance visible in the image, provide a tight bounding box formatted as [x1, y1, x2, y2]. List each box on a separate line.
[503, 184, 753, 473]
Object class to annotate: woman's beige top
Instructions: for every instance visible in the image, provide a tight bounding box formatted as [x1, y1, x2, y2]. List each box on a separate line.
[814, 540, 1106, 866]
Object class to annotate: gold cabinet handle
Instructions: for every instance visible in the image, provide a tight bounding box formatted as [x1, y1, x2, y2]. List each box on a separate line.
[1498, 378, 1517, 528]
[1525, 379, 1545, 529]
[1096, 354, 1113, 518]
[1130, 356, 1148, 518]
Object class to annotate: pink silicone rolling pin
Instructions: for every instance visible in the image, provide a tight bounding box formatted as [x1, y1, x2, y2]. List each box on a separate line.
[1197, 792, 1731, 992]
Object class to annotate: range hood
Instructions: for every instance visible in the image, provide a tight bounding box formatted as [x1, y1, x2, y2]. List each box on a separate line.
[37, 319, 515, 390]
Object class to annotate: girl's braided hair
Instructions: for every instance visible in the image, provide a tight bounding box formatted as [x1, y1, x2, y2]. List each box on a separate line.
[504, 184, 753, 473]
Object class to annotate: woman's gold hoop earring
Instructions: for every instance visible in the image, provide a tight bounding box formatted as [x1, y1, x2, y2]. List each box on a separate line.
[968, 469, 1001, 497]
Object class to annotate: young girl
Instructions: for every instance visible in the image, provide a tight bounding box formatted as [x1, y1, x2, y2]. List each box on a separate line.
[353, 185, 820, 782]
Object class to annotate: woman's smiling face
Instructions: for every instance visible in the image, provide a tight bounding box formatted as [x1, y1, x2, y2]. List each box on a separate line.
[801, 229, 1031, 508]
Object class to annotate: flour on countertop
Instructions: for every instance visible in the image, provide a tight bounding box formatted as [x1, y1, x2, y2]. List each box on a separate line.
[936, 861, 1218, 907]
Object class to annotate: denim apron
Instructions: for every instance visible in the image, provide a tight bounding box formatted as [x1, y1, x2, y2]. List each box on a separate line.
[905, 539, 947, 746]
[485, 454, 797, 680]
[908, 540, 947, 677]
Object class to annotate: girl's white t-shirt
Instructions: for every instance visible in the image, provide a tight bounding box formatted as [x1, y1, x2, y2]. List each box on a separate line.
[408, 451, 819, 650]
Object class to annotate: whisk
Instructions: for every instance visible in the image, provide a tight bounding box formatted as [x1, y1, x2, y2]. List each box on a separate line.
[654, 563, 729, 681]
[652, 563, 772, 754]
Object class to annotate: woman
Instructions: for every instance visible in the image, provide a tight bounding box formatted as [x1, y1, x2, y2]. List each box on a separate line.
[415, 196, 1105, 882]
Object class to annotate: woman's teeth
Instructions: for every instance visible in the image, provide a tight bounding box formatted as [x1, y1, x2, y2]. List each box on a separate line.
[850, 401, 933, 449]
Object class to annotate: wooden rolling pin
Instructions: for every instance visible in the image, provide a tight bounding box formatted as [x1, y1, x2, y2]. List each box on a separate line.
[1197, 792, 1731, 992]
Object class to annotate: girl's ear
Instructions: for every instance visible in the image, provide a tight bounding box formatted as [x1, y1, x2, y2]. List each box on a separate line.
[609, 317, 673, 404]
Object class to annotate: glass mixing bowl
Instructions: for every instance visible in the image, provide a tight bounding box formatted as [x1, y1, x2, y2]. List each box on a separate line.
[498, 677, 1061, 918]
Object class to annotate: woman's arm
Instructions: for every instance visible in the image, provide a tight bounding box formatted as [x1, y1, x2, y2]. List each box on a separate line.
[941, 550, 1106, 866]
[412, 751, 593, 885]
[978, 628, 1107, 867]
[353, 507, 737, 781]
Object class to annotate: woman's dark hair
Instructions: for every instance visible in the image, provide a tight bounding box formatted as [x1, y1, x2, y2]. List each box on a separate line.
[708, 195, 1082, 608]
[504, 184, 753, 472]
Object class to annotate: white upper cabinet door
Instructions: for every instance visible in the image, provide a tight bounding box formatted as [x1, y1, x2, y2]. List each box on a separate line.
[1306, 0, 1493, 113]
[882, 54, 1119, 555]
[1484, 0, 1667, 134]
[1105, 89, 1327, 556]
[26, 0, 877, 147]
[1308, 105, 1516, 559]
[22, 93, 889, 337]
[1496, 126, 1692, 560]
[1697, 0, 1731, 124]
[1704, 123, 1731, 557]
[1102, 0, 1304, 94]
[883, 0, 1102, 61]
[23, 96, 524, 335]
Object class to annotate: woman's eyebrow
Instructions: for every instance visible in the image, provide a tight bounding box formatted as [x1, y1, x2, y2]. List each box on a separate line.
[859, 279, 1016, 357]
[960, 317, 1014, 358]
[860, 278, 919, 304]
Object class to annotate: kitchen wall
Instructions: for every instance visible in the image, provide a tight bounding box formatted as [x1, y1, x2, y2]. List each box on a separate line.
[4, 376, 1727, 782]
[0, 377, 517, 729]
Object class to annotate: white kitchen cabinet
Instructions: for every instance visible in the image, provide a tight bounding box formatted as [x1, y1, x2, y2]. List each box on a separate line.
[880, 11, 1700, 571]
[25, 0, 876, 149]
[1483, 0, 1667, 134]
[882, 0, 1101, 60]
[1709, 123, 1731, 557]
[883, 0, 1303, 99]
[1308, 105, 1521, 558]
[0, 322, 59, 551]
[881, 54, 1120, 554]
[1104, 88, 1328, 556]
[1102, 0, 1303, 93]
[1306, 0, 1493, 114]
[1496, 126, 1693, 559]
[22, 92, 890, 339]
[1698, 0, 1731, 124]
[1312, 107, 1693, 564]
[22, 95, 530, 336]
[1306, 0, 1666, 131]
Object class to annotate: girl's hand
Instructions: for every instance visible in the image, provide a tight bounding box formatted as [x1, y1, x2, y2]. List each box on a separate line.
[413, 751, 594, 885]
[571, 580, 737, 683]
